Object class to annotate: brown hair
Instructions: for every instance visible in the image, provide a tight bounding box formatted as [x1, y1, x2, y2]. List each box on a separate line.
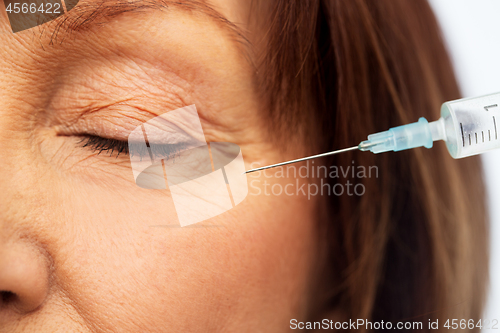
[257, 0, 489, 330]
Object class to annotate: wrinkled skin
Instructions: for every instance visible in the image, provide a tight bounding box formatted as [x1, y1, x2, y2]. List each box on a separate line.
[0, 1, 323, 332]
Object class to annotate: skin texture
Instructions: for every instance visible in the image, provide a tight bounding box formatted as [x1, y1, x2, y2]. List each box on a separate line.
[0, 1, 322, 332]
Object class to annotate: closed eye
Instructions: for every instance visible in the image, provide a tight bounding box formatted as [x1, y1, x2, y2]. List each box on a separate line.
[79, 135, 188, 160]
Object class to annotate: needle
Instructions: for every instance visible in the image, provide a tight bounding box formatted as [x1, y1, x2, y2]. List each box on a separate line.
[244, 146, 360, 174]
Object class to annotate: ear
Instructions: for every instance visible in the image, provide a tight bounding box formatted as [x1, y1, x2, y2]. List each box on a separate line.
[4, 0, 79, 33]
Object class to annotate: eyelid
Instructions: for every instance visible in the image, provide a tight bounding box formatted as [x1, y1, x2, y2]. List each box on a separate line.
[56, 111, 203, 145]
[130, 105, 209, 160]
[61, 105, 207, 143]
[139, 111, 207, 147]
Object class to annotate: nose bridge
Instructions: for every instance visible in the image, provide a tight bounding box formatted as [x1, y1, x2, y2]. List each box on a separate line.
[0, 111, 33, 229]
[0, 119, 52, 318]
[0, 102, 38, 241]
[0, 84, 48, 262]
[0, 126, 16, 226]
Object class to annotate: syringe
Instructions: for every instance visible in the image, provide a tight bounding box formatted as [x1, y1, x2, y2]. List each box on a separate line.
[245, 92, 500, 174]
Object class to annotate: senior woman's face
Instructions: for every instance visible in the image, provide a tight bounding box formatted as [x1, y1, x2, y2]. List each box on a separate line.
[0, 0, 321, 331]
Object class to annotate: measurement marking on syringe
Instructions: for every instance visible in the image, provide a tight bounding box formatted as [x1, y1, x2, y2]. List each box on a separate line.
[494, 116, 498, 140]
[482, 131, 485, 142]
[475, 133, 478, 144]
[489, 130, 491, 141]
[485, 104, 498, 111]
[469, 134, 471, 145]
[460, 123, 465, 147]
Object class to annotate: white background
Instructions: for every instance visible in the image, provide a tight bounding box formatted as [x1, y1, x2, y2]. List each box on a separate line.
[427, 0, 500, 329]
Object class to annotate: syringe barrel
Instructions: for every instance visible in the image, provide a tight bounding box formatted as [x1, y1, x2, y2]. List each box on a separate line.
[440, 92, 500, 158]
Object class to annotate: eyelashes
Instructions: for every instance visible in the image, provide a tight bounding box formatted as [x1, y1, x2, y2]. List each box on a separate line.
[80, 135, 129, 157]
[79, 135, 188, 160]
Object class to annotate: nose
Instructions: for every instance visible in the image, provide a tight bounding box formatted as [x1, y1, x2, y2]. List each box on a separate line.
[0, 240, 50, 315]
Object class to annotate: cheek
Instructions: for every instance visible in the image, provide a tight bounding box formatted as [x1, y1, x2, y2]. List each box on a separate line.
[42, 172, 318, 330]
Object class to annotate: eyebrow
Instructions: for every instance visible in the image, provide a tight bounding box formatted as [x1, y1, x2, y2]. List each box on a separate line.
[44, 0, 251, 54]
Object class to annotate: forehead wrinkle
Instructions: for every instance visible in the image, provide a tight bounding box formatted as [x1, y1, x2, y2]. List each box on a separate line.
[39, 0, 253, 65]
